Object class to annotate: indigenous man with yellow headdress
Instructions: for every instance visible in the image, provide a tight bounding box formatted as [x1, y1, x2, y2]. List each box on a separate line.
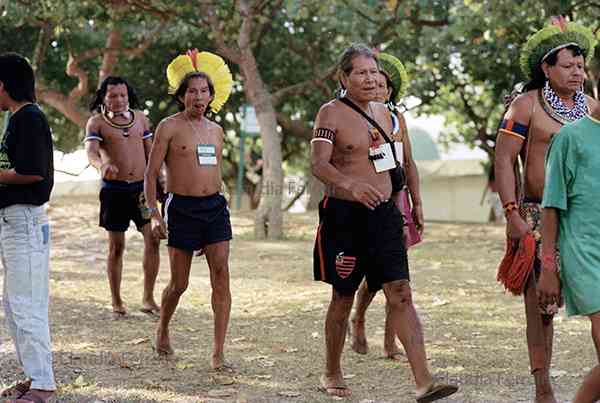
[494, 17, 598, 403]
[144, 50, 234, 369]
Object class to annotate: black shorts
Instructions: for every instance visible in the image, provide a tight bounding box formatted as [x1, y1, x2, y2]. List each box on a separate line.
[99, 180, 149, 232]
[164, 192, 232, 252]
[313, 197, 409, 294]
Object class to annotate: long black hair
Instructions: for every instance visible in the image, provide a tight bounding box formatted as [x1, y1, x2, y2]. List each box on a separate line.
[0, 53, 36, 103]
[89, 76, 140, 112]
[522, 44, 585, 92]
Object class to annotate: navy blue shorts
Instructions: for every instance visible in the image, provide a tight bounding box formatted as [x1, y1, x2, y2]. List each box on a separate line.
[99, 180, 149, 232]
[164, 193, 232, 252]
[313, 197, 409, 295]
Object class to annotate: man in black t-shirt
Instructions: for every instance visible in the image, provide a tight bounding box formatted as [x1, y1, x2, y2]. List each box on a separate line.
[0, 53, 56, 403]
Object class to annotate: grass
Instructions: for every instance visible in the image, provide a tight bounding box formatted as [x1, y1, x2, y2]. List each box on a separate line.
[0, 195, 595, 403]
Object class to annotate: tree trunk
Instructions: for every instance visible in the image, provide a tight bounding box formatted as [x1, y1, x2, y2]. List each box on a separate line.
[238, 54, 284, 239]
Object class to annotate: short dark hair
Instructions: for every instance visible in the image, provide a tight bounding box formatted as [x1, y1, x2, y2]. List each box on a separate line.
[523, 44, 585, 92]
[173, 72, 215, 113]
[89, 76, 140, 112]
[0, 53, 36, 103]
[337, 44, 378, 90]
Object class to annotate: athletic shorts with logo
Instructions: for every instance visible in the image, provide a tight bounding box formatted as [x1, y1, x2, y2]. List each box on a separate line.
[313, 196, 409, 294]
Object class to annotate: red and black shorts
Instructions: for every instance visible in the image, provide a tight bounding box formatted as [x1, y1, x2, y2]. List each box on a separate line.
[313, 196, 409, 295]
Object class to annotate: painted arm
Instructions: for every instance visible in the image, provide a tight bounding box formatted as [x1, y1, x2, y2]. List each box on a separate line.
[310, 105, 383, 210]
[494, 95, 531, 241]
[85, 118, 118, 179]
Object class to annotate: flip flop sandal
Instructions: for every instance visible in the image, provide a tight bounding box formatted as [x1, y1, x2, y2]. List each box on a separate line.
[416, 383, 458, 402]
[1, 380, 31, 399]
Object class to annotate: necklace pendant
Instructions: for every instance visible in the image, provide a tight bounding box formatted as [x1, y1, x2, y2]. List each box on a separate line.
[122, 128, 129, 137]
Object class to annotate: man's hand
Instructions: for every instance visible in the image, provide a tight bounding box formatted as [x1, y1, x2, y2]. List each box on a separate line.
[151, 215, 168, 240]
[537, 258, 560, 310]
[412, 204, 424, 234]
[100, 163, 119, 180]
[507, 211, 530, 242]
[350, 182, 385, 210]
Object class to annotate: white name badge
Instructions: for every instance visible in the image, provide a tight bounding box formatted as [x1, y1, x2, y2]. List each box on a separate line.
[394, 141, 404, 166]
[370, 143, 396, 173]
[197, 144, 217, 165]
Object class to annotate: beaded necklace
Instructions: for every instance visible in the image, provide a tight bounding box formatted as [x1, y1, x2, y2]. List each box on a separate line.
[101, 108, 136, 137]
[541, 81, 588, 124]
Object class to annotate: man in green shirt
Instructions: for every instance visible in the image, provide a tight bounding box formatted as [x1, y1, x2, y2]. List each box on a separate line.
[539, 104, 600, 402]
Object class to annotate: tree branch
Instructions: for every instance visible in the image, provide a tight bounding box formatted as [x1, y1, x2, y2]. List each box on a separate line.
[98, 28, 122, 84]
[196, 4, 242, 64]
[66, 48, 103, 101]
[254, 0, 284, 55]
[32, 20, 53, 75]
[122, 19, 169, 58]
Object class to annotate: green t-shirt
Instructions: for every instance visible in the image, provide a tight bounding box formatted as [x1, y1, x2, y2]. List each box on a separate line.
[542, 115, 600, 316]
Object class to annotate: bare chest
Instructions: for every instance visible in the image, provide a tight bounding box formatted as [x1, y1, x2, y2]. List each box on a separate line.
[169, 130, 222, 160]
[99, 121, 146, 151]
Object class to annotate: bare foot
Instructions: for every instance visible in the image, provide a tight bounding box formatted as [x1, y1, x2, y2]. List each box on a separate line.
[140, 302, 160, 319]
[155, 329, 174, 356]
[142, 300, 160, 312]
[350, 317, 368, 354]
[319, 374, 351, 398]
[385, 349, 406, 361]
[112, 304, 127, 320]
[211, 352, 234, 372]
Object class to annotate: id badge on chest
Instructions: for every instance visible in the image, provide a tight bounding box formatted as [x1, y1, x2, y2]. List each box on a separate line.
[197, 144, 217, 166]
[369, 143, 396, 173]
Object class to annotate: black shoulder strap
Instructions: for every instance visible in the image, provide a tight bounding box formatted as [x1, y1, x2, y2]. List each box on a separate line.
[338, 97, 395, 145]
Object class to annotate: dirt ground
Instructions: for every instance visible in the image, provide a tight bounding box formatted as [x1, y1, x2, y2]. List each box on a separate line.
[0, 196, 595, 403]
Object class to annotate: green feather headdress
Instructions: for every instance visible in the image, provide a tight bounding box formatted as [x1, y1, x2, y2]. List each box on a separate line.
[378, 53, 409, 103]
[520, 17, 596, 79]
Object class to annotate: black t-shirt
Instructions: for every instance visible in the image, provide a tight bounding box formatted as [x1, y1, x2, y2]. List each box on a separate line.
[0, 104, 54, 209]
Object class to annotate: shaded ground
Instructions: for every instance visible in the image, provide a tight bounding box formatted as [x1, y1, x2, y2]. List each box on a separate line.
[0, 196, 595, 403]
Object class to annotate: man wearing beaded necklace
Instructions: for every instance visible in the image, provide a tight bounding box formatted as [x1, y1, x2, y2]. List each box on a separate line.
[85, 76, 161, 320]
[494, 18, 598, 403]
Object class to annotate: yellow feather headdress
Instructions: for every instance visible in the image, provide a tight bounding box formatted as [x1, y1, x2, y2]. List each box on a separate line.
[166, 49, 233, 113]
